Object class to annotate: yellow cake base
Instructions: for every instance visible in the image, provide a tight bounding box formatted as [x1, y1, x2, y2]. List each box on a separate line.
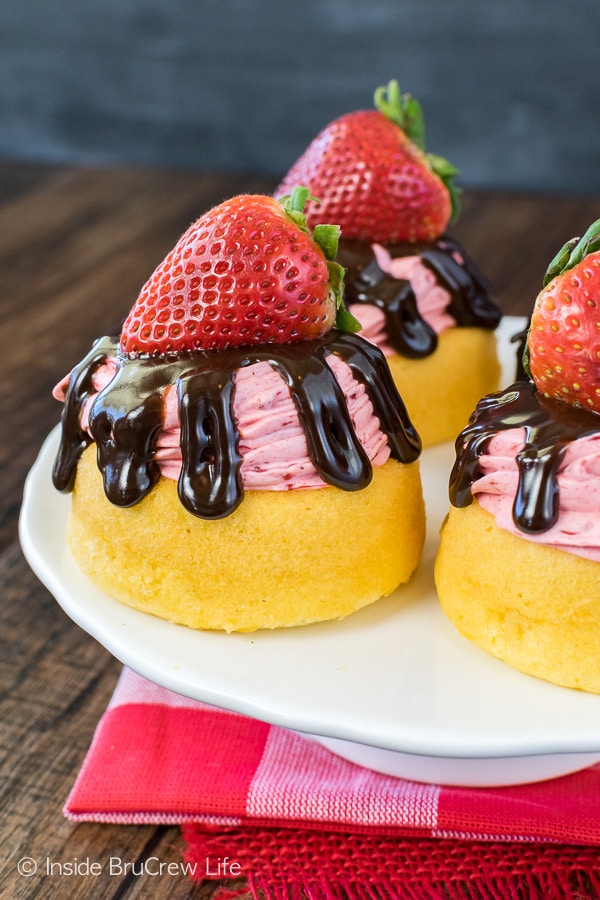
[434, 501, 600, 693]
[388, 327, 501, 447]
[68, 446, 425, 632]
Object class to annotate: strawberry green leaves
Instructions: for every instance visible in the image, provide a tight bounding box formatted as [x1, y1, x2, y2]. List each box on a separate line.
[543, 219, 600, 287]
[427, 153, 461, 223]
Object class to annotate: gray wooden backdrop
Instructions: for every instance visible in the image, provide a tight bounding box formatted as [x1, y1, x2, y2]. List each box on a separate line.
[2, 0, 599, 192]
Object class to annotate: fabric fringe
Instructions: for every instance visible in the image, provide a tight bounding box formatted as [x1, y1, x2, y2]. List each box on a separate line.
[245, 869, 600, 900]
[183, 824, 600, 900]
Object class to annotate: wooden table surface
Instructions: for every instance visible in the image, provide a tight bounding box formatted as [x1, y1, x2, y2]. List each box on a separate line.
[1, 160, 600, 898]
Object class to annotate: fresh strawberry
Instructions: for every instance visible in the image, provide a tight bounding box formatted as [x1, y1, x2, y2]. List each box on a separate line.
[526, 219, 600, 413]
[275, 80, 459, 244]
[120, 187, 356, 356]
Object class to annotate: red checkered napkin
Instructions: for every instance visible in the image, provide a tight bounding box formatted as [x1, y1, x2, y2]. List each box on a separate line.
[65, 667, 600, 845]
[64, 667, 600, 898]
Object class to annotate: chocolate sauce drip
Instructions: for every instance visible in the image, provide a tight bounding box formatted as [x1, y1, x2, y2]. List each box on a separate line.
[89, 357, 171, 506]
[52, 336, 115, 493]
[53, 331, 421, 519]
[337, 236, 501, 358]
[449, 380, 600, 534]
[322, 330, 421, 464]
[268, 349, 372, 489]
[177, 367, 243, 518]
[420, 237, 500, 329]
[339, 245, 438, 358]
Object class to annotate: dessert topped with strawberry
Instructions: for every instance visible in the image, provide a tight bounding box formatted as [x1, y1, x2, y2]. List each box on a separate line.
[52, 188, 421, 520]
[276, 80, 501, 362]
[449, 221, 600, 555]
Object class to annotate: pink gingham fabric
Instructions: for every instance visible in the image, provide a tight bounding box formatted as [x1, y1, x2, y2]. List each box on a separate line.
[64, 667, 600, 845]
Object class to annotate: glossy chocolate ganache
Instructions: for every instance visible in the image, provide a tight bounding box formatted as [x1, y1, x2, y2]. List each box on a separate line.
[337, 236, 501, 357]
[449, 379, 600, 534]
[53, 330, 421, 520]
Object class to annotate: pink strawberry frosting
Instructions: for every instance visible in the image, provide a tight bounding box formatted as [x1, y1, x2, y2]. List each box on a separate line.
[349, 243, 456, 355]
[53, 355, 391, 491]
[472, 428, 600, 562]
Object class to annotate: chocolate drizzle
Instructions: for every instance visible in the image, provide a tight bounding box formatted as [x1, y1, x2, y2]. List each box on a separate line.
[337, 236, 501, 358]
[449, 380, 600, 534]
[53, 331, 421, 519]
[177, 368, 243, 519]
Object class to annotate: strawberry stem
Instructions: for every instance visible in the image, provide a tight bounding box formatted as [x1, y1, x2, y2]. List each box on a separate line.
[543, 219, 600, 286]
[279, 186, 319, 234]
[374, 80, 425, 149]
[374, 79, 460, 223]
